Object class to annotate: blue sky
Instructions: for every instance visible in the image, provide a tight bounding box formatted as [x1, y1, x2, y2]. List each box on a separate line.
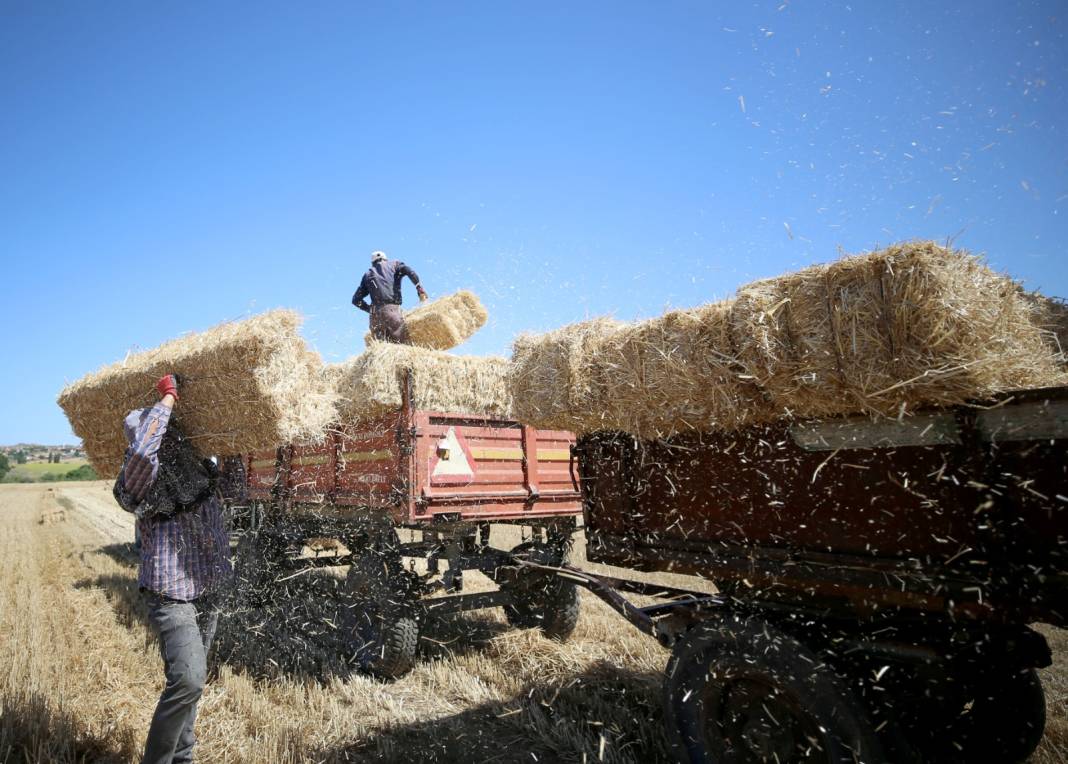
[2, 1, 1066, 444]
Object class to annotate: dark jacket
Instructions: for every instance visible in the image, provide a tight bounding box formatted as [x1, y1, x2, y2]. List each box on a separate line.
[352, 260, 421, 312]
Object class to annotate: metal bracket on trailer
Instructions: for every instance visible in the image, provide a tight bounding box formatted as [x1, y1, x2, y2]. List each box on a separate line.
[516, 560, 723, 646]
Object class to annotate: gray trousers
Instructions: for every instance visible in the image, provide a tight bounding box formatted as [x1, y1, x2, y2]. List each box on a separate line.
[369, 303, 411, 344]
[142, 592, 219, 764]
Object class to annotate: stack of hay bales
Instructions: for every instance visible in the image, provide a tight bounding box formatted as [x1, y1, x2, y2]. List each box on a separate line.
[595, 302, 774, 437]
[510, 318, 622, 432]
[329, 342, 512, 422]
[508, 241, 1068, 437]
[510, 309, 770, 437]
[365, 290, 488, 351]
[730, 241, 1065, 416]
[1029, 294, 1068, 368]
[57, 310, 339, 478]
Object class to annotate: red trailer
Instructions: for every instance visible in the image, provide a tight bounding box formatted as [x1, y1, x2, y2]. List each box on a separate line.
[526, 386, 1068, 763]
[220, 373, 583, 678]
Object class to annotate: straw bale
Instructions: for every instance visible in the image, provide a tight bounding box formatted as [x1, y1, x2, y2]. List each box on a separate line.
[590, 302, 774, 438]
[1027, 293, 1068, 369]
[509, 308, 773, 437]
[508, 318, 623, 432]
[365, 290, 489, 350]
[730, 241, 1068, 416]
[57, 310, 338, 479]
[330, 342, 512, 422]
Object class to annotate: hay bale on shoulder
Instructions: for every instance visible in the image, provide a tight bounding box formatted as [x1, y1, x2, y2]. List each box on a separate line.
[730, 241, 1068, 416]
[330, 343, 512, 422]
[57, 310, 338, 479]
[364, 290, 489, 350]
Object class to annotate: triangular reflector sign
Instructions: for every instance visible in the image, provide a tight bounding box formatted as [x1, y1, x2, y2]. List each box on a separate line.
[430, 427, 476, 485]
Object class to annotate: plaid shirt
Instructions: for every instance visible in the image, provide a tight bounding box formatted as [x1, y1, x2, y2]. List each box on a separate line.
[122, 403, 232, 601]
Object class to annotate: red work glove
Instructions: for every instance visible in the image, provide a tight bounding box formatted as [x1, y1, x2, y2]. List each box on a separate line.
[417, 286, 428, 303]
[156, 373, 180, 401]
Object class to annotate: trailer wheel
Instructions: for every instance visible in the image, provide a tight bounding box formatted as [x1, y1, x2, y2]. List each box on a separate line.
[910, 667, 1045, 763]
[348, 601, 420, 679]
[663, 616, 885, 764]
[500, 542, 579, 640]
[344, 551, 420, 679]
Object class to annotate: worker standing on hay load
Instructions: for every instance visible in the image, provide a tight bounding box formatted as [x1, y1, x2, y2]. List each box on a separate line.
[352, 249, 428, 344]
[112, 373, 232, 764]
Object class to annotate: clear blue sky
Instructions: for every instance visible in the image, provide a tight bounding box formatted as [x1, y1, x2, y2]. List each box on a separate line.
[2, 1, 1066, 444]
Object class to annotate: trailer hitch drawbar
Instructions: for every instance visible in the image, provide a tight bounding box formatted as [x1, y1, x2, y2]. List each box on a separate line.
[515, 560, 723, 647]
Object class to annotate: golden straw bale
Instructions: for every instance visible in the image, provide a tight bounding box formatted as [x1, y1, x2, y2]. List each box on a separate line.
[510, 307, 771, 437]
[1027, 293, 1068, 368]
[591, 302, 773, 438]
[730, 241, 1068, 416]
[330, 342, 512, 422]
[365, 290, 489, 350]
[57, 310, 338, 479]
[508, 318, 622, 432]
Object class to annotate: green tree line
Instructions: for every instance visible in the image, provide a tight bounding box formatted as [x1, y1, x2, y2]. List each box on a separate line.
[0, 460, 97, 483]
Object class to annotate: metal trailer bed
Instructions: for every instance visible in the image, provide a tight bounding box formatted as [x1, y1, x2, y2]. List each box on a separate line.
[527, 386, 1068, 764]
[219, 373, 584, 678]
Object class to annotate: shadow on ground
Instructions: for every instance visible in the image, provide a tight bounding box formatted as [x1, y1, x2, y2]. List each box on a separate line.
[313, 660, 669, 763]
[97, 542, 139, 568]
[79, 565, 516, 684]
[0, 689, 138, 764]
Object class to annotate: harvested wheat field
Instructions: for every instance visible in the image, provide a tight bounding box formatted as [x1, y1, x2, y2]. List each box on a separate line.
[2, 481, 1066, 763]
[0, 482, 673, 763]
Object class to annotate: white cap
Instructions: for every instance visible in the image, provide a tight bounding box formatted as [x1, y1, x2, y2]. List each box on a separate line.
[371, 250, 387, 263]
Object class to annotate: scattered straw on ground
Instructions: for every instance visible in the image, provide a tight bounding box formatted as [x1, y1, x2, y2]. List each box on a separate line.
[3, 482, 1067, 763]
[0, 483, 675, 764]
[57, 310, 338, 478]
[329, 342, 512, 422]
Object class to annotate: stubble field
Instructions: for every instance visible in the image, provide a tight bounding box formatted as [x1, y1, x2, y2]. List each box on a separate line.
[1, 482, 1066, 763]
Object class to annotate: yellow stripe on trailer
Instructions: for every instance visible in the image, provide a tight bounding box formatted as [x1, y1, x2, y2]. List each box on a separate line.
[291, 454, 331, 467]
[470, 447, 523, 461]
[537, 449, 571, 462]
[251, 459, 276, 470]
[341, 449, 393, 463]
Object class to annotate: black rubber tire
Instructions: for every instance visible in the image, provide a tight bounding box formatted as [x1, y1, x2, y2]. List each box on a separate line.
[663, 616, 887, 764]
[344, 550, 420, 679]
[348, 601, 420, 680]
[906, 667, 1046, 763]
[500, 541, 580, 641]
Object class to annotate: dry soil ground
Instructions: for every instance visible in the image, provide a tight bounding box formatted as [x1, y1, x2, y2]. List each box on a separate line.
[0, 481, 1066, 763]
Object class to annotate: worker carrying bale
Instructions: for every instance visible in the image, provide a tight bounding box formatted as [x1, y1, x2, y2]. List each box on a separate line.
[112, 373, 232, 764]
[351, 250, 428, 344]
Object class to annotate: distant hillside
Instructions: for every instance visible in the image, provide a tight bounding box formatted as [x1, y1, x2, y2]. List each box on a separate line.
[0, 444, 94, 483]
[1, 459, 97, 484]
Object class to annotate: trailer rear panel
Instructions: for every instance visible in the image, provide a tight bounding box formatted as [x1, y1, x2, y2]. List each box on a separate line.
[579, 387, 1068, 623]
[239, 409, 582, 525]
